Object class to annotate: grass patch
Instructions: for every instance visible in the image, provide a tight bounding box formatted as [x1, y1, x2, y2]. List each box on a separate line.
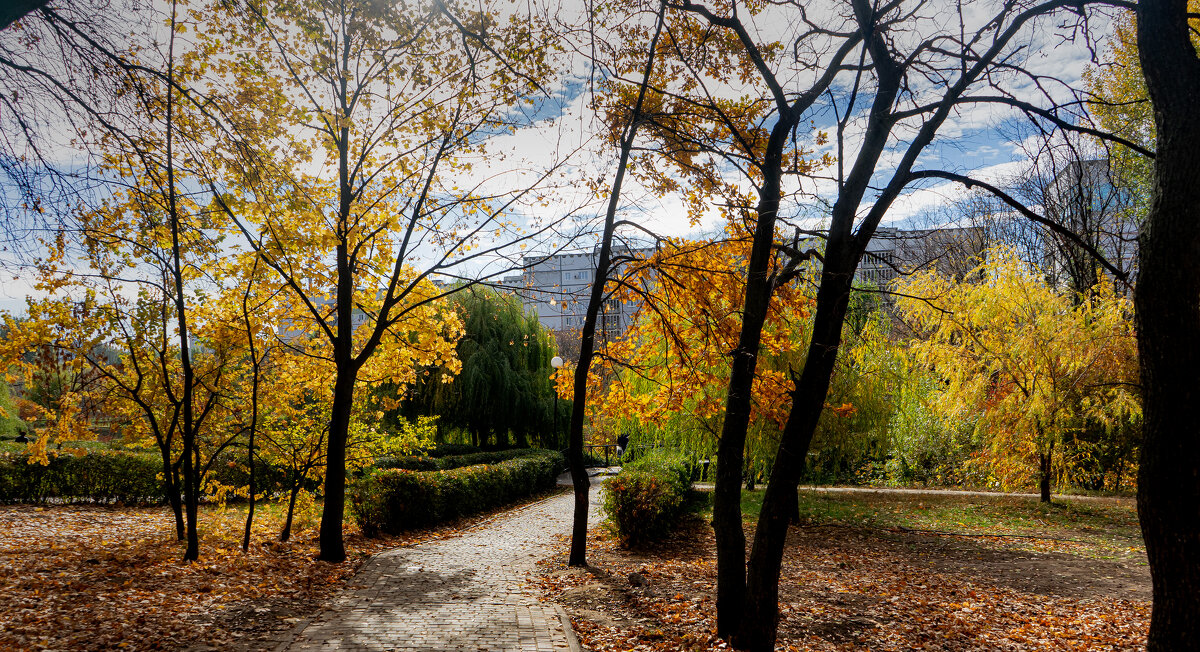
[738, 488, 1143, 562]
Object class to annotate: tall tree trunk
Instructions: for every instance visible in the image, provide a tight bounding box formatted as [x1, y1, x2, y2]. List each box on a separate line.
[736, 257, 855, 652]
[242, 264, 261, 552]
[318, 365, 354, 562]
[318, 78, 356, 562]
[565, 6, 666, 567]
[1135, 0, 1200, 646]
[712, 104, 797, 642]
[164, 2, 199, 562]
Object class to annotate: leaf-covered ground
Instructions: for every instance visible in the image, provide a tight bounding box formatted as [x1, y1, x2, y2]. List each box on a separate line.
[0, 491, 564, 651]
[538, 491, 1149, 651]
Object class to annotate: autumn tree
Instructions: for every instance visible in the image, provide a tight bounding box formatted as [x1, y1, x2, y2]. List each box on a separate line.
[590, 231, 813, 482]
[596, 0, 1148, 647]
[1083, 7, 1160, 218]
[0, 0, 239, 560]
[896, 249, 1140, 502]
[198, 0, 558, 562]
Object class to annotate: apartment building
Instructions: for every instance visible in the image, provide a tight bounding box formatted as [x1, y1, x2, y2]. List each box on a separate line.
[498, 245, 652, 354]
[851, 225, 988, 288]
[1043, 158, 1139, 292]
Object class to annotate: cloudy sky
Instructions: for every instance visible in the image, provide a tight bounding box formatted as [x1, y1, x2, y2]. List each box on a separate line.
[0, 0, 1122, 314]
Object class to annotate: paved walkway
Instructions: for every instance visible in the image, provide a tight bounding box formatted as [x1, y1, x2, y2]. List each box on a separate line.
[285, 483, 604, 651]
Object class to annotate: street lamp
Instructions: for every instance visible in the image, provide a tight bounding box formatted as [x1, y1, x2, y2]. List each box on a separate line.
[551, 356, 564, 445]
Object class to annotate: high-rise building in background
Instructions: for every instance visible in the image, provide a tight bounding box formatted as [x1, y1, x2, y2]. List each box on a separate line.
[498, 245, 652, 358]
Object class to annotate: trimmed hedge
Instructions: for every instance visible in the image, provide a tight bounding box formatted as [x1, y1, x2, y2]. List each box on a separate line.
[0, 450, 163, 505]
[603, 451, 696, 547]
[349, 449, 564, 536]
[422, 442, 483, 458]
[371, 447, 548, 473]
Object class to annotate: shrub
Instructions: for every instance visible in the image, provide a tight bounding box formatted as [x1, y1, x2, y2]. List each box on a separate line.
[349, 449, 564, 536]
[203, 449, 310, 501]
[0, 450, 163, 505]
[371, 447, 549, 474]
[603, 451, 696, 547]
[422, 442, 483, 458]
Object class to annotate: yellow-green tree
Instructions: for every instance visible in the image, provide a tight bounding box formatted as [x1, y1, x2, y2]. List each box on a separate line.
[198, 0, 552, 561]
[201, 251, 455, 543]
[0, 0, 235, 559]
[896, 249, 1140, 502]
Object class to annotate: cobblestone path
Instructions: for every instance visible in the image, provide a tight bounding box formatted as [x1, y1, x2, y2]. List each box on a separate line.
[285, 485, 603, 651]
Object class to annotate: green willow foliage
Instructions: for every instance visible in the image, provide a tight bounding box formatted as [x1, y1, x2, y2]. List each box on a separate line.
[0, 381, 20, 439]
[398, 287, 564, 449]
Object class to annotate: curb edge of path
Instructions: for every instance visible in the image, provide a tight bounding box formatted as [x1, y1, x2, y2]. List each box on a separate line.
[554, 604, 583, 652]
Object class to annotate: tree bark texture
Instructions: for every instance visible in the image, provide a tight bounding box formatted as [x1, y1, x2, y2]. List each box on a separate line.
[735, 247, 856, 652]
[713, 119, 794, 639]
[1136, 0, 1200, 647]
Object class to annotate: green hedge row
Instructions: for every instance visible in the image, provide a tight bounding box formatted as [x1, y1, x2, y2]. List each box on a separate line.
[0, 451, 164, 505]
[349, 449, 564, 536]
[603, 451, 697, 547]
[421, 442, 483, 458]
[372, 447, 545, 473]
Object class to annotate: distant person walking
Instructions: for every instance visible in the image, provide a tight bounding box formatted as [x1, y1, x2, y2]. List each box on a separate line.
[616, 433, 630, 461]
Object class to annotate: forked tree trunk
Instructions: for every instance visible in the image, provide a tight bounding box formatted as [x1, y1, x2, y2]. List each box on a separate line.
[1135, 0, 1200, 646]
[712, 94, 799, 643]
[735, 254, 856, 652]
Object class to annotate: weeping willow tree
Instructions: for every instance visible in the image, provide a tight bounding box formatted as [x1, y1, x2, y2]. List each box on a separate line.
[400, 287, 563, 449]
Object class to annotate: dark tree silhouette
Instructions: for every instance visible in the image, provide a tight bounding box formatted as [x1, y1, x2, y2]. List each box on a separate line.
[1133, 0, 1200, 647]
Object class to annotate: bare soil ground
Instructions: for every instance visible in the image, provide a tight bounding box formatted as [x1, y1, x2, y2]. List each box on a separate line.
[538, 505, 1149, 651]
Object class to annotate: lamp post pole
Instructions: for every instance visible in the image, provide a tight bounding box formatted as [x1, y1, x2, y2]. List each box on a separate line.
[551, 355, 564, 447]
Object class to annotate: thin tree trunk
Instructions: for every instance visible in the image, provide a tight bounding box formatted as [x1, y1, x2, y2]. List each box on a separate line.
[163, 1, 199, 562]
[243, 453, 256, 550]
[241, 268, 261, 553]
[1134, 0, 1200, 645]
[281, 480, 303, 543]
[565, 6, 666, 568]
[1039, 451, 1052, 504]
